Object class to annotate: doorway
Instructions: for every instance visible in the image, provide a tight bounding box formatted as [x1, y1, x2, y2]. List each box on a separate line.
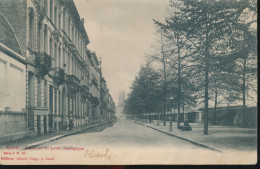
[49, 85, 53, 129]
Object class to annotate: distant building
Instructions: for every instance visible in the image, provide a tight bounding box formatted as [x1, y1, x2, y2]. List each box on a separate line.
[117, 91, 125, 115]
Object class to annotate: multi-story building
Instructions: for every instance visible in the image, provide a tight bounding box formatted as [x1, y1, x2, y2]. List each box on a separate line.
[87, 51, 101, 123]
[24, 0, 92, 133]
[100, 78, 107, 120]
[0, 0, 115, 140]
[108, 94, 116, 120]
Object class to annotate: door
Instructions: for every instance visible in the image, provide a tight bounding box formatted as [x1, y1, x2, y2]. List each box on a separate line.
[37, 115, 41, 134]
[44, 115, 47, 133]
[49, 85, 53, 129]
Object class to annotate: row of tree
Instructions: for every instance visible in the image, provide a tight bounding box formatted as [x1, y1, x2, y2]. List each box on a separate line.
[124, 0, 257, 134]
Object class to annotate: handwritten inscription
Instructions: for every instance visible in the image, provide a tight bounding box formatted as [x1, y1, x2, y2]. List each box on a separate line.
[84, 148, 112, 160]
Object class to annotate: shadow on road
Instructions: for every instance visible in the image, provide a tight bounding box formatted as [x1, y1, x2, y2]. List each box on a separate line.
[72, 121, 116, 136]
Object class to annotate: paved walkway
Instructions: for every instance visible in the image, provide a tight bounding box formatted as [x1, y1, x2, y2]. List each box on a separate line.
[0, 121, 114, 149]
[134, 120, 257, 152]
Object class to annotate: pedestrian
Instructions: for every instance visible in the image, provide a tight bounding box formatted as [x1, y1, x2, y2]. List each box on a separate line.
[184, 117, 189, 126]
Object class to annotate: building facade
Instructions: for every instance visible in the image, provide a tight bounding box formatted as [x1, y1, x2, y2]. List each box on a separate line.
[0, 0, 115, 141]
[116, 91, 125, 115]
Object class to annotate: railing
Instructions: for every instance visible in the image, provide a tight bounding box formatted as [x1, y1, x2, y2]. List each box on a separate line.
[80, 85, 89, 99]
[50, 67, 65, 85]
[35, 52, 51, 78]
[35, 52, 51, 68]
[66, 75, 80, 85]
[88, 95, 99, 107]
[66, 75, 80, 92]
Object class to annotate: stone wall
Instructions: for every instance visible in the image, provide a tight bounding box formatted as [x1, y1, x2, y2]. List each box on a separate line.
[0, 111, 27, 144]
[200, 106, 257, 128]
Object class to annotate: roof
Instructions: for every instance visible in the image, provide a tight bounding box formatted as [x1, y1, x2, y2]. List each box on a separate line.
[89, 51, 99, 66]
[64, 0, 90, 45]
[0, 11, 22, 55]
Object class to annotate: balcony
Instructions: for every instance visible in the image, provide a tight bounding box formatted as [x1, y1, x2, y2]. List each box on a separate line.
[35, 52, 51, 78]
[101, 101, 107, 109]
[49, 67, 65, 86]
[80, 85, 89, 99]
[88, 94, 99, 107]
[66, 75, 80, 92]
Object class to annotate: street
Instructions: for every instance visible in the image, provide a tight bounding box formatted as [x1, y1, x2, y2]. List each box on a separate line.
[30, 118, 255, 165]
[1, 118, 256, 165]
[42, 117, 201, 149]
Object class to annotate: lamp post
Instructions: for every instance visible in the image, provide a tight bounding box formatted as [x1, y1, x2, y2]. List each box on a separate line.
[169, 97, 174, 132]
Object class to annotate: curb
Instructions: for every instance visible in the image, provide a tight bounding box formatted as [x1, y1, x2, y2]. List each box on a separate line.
[23, 121, 112, 150]
[134, 121, 222, 153]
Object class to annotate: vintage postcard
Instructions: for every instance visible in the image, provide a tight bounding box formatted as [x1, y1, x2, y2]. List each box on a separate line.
[0, 0, 257, 165]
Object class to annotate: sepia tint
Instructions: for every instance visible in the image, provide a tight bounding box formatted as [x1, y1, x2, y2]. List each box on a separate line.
[0, 0, 257, 165]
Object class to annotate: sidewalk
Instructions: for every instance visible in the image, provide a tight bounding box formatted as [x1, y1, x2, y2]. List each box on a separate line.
[0, 120, 114, 150]
[134, 120, 257, 152]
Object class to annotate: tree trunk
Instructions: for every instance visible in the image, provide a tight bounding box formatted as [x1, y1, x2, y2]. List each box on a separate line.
[204, 14, 209, 135]
[149, 113, 152, 123]
[161, 30, 167, 126]
[204, 56, 209, 135]
[242, 58, 247, 127]
[169, 111, 173, 132]
[213, 88, 218, 125]
[177, 34, 181, 129]
[183, 102, 185, 123]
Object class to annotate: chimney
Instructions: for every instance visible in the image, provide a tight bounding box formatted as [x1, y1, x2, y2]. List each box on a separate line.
[81, 18, 84, 25]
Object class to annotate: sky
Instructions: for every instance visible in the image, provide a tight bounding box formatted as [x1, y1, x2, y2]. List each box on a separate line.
[74, 0, 169, 105]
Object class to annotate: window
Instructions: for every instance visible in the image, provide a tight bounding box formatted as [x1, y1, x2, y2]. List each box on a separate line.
[58, 90, 61, 115]
[54, 6, 57, 26]
[44, 0, 48, 14]
[54, 88, 57, 114]
[37, 78, 41, 107]
[74, 32, 78, 49]
[44, 80, 47, 108]
[75, 62, 76, 76]
[72, 26, 74, 43]
[44, 27, 47, 53]
[63, 11, 66, 30]
[29, 14, 34, 49]
[71, 59, 74, 75]
[77, 36, 79, 51]
[68, 55, 71, 74]
[74, 29, 76, 45]
[68, 17, 70, 38]
[50, 38, 54, 66]
[54, 43, 57, 67]
[63, 48, 65, 69]
[58, 14, 61, 31]
[83, 46, 85, 58]
[58, 46, 61, 67]
[50, 0, 53, 21]
[37, 22, 42, 52]
[80, 41, 83, 56]
[75, 63, 77, 77]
